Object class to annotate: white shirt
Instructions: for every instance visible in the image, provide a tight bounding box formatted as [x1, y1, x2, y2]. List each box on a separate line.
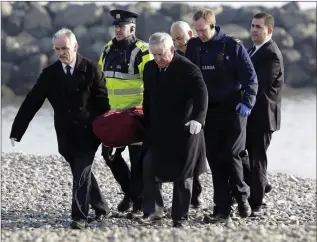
[250, 37, 272, 57]
[62, 58, 76, 75]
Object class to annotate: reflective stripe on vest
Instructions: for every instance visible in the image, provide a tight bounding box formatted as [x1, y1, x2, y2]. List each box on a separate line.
[128, 46, 141, 74]
[102, 41, 144, 75]
[104, 71, 140, 80]
[102, 45, 111, 69]
[108, 88, 143, 95]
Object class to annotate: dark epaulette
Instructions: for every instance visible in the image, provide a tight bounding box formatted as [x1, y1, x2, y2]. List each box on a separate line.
[226, 35, 242, 45]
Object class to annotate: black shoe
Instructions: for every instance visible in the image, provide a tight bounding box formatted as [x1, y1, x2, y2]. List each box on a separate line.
[126, 209, 143, 219]
[191, 197, 201, 209]
[203, 213, 230, 224]
[250, 205, 263, 217]
[117, 195, 132, 212]
[261, 202, 268, 208]
[265, 184, 273, 194]
[238, 201, 252, 218]
[173, 220, 188, 228]
[88, 211, 117, 223]
[96, 211, 116, 222]
[137, 212, 163, 224]
[132, 200, 143, 212]
[70, 219, 88, 229]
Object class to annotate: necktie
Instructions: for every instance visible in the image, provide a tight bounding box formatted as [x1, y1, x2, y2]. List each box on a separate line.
[248, 46, 256, 57]
[66, 65, 72, 76]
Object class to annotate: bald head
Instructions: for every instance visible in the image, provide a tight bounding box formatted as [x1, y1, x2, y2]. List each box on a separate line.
[170, 21, 192, 33]
[170, 21, 194, 53]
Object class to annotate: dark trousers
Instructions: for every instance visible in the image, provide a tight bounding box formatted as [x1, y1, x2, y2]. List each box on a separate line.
[204, 110, 250, 215]
[192, 176, 202, 202]
[63, 150, 110, 221]
[246, 126, 273, 208]
[239, 128, 252, 187]
[142, 149, 193, 222]
[101, 145, 143, 205]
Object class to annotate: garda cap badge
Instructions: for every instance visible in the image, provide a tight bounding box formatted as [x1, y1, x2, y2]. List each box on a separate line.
[116, 14, 120, 19]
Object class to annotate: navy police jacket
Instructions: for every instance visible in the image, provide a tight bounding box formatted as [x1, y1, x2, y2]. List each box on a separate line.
[185, 26, 258, 110]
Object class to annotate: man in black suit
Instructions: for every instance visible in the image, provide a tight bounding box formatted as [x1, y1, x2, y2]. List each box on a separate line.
[247, 12, 284, 213]
[10, 28, 113, 229]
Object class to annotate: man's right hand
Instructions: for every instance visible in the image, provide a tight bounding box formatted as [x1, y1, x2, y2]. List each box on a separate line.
[10, 138, 16, 147]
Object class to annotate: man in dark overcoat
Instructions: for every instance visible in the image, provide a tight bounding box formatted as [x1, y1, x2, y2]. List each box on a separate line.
[10, 28, 112, 229]
[140, 32, 208, 228]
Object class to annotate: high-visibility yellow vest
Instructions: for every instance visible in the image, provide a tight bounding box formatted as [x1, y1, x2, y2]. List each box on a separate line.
[98, 39, 152, 110]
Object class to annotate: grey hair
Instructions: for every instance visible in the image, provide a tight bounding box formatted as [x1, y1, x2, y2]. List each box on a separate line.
[52, 28, 77, 48]
[170, 21, 192, 33]
[149, 32, 174, 51]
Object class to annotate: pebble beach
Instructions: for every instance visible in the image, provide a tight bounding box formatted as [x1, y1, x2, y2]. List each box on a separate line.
[1, 152, 316, 242]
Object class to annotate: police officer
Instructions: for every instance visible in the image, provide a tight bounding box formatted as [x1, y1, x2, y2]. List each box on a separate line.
[185, 8, 258, 222]
[98, 10, 152, 214]
[170, 21, 206, 209]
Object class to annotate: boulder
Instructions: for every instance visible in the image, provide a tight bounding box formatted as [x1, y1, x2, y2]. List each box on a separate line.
[88, 26, 109, 42]
[273, 27, 294, 48]
[288, 23, 316, 44]
[19, 54, 48, 85]
[53, 4, 103, 28]
[3, 10, 25, 36]
[137, 12, 173, 41]
[221, 24, 250, 40]
[304, 8, 316, 23]
[285, 63, 311, 88]
[281, 49, 301, 65]
[279, 9, 309, 30]
[212, 6, 237, 26]
[24, 2, 53, 38]
[1, 62, 12, 85]
[232, 6, 264, 26]
[160, 2, 193, 20]
[32, 37, 55, 56]
[91, 41, 106, 61]
[46, 2, 69, 18]
[1, 84, 16, 102]
[2, 32, 40, 62]
[73, 25, 88, 39]
[1, 2, 13, 18]
[281, 2, 301, 12]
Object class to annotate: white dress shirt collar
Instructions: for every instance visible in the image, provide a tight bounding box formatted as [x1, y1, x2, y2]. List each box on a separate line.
[62, 58, 76, 75]
[254, 37, 272, 52]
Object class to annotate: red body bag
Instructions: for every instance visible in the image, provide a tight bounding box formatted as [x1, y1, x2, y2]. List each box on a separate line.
[93, 106, 145, 147]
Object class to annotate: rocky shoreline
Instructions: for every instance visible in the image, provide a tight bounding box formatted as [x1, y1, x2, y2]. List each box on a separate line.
[1, 152, 316, 242]
[1, 1, 316, 100]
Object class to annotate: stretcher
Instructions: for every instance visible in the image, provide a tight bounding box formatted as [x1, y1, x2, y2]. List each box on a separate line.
[92, 106, 145, 148]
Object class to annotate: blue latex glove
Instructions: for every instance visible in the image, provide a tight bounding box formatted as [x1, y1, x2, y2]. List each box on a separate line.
[236, 103, 251, 117]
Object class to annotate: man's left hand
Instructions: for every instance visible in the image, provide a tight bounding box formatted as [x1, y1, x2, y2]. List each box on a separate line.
[185, 120, 202, 134]
[236, 103, 251, 117]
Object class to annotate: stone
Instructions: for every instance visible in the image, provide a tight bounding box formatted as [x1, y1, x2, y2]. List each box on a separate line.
[24, 3, 53, 38]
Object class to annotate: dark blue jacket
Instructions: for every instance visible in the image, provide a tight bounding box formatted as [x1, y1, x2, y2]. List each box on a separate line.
[185, 26, 258, 109]
[176, 49, 185, 56]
